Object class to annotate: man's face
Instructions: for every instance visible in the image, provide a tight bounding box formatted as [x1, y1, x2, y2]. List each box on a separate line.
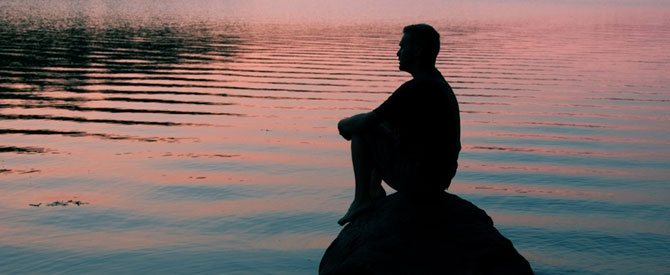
[397, 34, 416, 72]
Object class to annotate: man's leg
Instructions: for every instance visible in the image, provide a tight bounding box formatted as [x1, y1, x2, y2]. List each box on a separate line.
[369, 168, 386, 200]
[338, 134, 385, 226]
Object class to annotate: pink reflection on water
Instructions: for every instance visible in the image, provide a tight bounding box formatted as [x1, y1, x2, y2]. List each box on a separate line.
[0, 2, 668, 273]
[450, 182, 663, 205]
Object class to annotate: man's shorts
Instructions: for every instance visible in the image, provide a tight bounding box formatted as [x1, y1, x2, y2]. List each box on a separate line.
[362, 123, 455, 195]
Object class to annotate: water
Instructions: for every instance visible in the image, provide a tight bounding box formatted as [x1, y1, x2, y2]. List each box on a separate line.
[1, 1, 669, 274]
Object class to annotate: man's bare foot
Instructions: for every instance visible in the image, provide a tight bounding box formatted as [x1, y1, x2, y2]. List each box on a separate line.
[338, 199, 372, 226]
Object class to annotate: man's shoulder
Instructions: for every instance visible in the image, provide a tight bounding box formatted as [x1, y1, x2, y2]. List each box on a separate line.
[400, 77, 442, 88]
[399, 78, 418, 88]
[404, 75, 451, 93]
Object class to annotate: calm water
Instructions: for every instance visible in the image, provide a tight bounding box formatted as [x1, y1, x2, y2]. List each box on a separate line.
[1, 1, 669, 274]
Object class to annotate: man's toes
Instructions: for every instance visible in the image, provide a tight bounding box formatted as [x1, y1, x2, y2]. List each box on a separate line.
[338, 201, 372, 226]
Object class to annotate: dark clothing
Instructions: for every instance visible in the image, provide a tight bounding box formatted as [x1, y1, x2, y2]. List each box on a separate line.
[370, 68, 460, 192]
[363, 122, 456, 194]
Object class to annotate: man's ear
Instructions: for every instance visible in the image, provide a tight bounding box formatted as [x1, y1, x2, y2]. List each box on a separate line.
[412, 46, 423, 58]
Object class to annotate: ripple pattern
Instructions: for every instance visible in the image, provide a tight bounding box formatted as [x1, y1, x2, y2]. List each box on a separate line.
[1, 3, 669, 275]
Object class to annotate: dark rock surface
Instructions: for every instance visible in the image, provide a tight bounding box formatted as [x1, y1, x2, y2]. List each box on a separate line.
[320, 192, 533, 275]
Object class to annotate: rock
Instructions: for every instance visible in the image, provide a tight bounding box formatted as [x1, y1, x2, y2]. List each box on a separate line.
[319, 192, 533, 275]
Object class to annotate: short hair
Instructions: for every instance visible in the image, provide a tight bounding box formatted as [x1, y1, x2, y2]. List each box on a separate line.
[403, 24, 440, 62]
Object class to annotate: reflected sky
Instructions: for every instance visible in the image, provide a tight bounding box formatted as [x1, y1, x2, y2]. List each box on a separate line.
[1, 0, 669, 274]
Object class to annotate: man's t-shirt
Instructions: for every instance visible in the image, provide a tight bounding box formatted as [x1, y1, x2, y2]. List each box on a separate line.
[372, 68, 461, 175]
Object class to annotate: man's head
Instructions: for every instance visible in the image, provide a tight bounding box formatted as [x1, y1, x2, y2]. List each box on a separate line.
[397, 24, 440, 73]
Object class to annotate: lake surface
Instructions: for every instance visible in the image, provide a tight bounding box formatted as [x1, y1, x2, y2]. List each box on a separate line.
[1, 0, 669, 274]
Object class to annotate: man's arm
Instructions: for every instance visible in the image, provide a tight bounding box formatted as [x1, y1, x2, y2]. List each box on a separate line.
[337, 112, 382, 140]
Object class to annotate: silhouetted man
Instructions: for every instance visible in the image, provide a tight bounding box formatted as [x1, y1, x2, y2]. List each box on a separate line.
[337, 24, 460, 225]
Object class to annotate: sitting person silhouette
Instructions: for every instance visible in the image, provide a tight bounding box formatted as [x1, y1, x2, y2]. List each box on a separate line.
[337, 24, 461, 226]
